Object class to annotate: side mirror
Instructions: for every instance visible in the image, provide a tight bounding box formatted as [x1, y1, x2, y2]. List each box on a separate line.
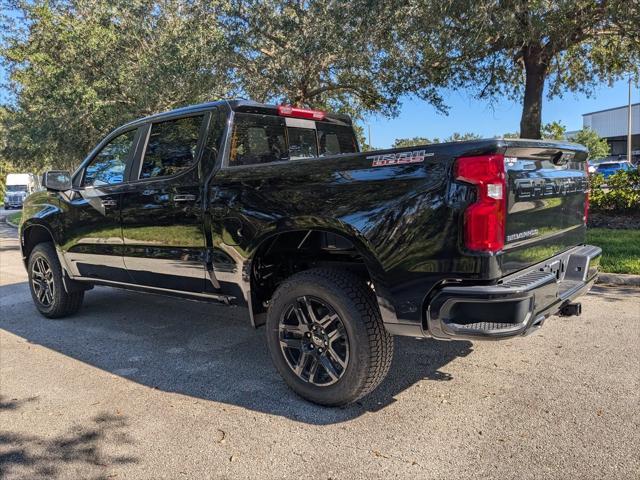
[42, 170, 72, 191]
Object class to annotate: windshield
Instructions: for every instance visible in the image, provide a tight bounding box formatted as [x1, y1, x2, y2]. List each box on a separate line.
[6, 185, 27, 192]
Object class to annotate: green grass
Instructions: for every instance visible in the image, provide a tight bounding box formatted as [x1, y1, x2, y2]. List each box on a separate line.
[7, 211, 22, 225]
[587, 228, 640, 275]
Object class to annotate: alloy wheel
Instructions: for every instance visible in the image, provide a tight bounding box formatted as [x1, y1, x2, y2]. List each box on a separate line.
[31, 256, 55, 307]
[278, 295, 350, 386]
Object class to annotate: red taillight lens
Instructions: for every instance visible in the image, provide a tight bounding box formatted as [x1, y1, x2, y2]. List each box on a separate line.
[455, 154, 506, 252]
[277, 105, 326, 121]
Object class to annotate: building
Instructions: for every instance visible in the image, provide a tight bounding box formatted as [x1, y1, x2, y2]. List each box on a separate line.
[582, 103, 639, 163]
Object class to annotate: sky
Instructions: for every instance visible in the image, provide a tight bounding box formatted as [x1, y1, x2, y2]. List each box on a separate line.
[363, 79, 637, 148]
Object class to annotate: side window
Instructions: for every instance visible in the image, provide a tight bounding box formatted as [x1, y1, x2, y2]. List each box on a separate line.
[287, 127, 318, 160]
[317, 123, 358, 156]
[139, 115, 203, 179]
[84, 130, 136, 187]
[229, 113, 287, 166]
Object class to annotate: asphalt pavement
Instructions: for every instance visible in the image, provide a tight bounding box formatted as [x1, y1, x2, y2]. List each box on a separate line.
[1, 214, 639, 479]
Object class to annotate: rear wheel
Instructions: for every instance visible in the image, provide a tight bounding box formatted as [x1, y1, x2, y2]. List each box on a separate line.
[266, 268, 394, 406]
[28, 243, 84, 318]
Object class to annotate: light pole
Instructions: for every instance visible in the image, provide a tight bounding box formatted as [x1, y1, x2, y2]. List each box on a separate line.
[628, 77, 632, 163]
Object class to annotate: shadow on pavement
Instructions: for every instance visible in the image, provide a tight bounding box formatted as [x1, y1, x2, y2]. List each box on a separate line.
[588, 285, 639, 302]
[0, 281, 472, 425]
[0, 396, 137, 480]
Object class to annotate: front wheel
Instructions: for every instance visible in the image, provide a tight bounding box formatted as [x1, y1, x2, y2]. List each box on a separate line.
[266, 268, 394, 406]
[28, 243, 84, 318]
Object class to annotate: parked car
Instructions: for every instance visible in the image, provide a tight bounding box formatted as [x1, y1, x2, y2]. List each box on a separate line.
[595, 161, 635, 179]
[4, 173, 40, 209]
[19, 100, 600, 406]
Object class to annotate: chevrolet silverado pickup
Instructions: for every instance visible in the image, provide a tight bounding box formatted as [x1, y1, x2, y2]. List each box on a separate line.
[20, 99, 600, 405]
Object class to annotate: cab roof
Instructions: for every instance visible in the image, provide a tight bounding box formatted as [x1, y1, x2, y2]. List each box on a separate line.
[120, 99, 353, 131]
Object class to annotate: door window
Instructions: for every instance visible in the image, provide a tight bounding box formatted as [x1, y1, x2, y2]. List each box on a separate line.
[84, 130, 136, 186]
[229, 113, 287, 166]
[139, 115, 204, 179]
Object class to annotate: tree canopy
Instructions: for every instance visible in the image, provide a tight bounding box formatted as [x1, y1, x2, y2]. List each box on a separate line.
[1, 0, 233, 170]
[2, 0, 438, 170]
[392, 132, 481, 147]
[0, 0, 636, 171]
[399, 0, 639, 138]
[569, 128, 611, 160]
[220, 0, 442, 118]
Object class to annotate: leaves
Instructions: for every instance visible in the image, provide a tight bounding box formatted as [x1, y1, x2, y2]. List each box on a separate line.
[569, 128, 611, 160]
[2, 0, 438, 171]
[1, 0, 637, 170]
[1, 0, 234, 171]
[590, 169, 640, 213]
[395, 0, 639, 138]
[393, 132, 481, 147]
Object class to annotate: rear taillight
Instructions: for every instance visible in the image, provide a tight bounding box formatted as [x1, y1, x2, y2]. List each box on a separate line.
[277, 105, 326, 121]
[455, 154, 506, 252]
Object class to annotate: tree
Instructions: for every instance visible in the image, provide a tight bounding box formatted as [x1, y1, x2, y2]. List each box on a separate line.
[570, 127, 611, 160]
[1, 0, 233, 171]
[220, 0, 445, 120]
[2, 0, 451, 171]
[393, 132, 481, 147]
[499, 121, 567, 140]
[401, 0, 640, 139]
[541, 121, 567, 140]
[445, 132, 481, 142]
[392, 137, 434, 148]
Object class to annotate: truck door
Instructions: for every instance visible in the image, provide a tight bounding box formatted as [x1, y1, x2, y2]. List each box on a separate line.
[60, 128, 140, 282]
[119, 113, 209, 293]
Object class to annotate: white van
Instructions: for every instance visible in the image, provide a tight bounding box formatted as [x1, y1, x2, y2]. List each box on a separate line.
[4, 173, 40, 209]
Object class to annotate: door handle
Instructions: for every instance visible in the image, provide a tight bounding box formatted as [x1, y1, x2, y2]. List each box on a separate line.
[102, 199, 118, 207]
[173, 194, 196, 202]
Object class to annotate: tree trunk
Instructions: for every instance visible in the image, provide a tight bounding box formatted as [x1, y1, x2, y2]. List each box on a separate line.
[519, 48, 548, 139]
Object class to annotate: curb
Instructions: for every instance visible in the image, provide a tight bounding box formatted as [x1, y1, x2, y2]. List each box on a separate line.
[3, 217, 19, 229]
[596, 273, 640, 287]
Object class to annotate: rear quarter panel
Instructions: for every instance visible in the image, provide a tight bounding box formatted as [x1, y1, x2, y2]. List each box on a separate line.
[210, 142, 499, 324]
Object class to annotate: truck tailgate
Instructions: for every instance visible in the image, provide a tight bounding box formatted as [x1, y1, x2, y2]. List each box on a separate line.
[500, 143, 589, 275]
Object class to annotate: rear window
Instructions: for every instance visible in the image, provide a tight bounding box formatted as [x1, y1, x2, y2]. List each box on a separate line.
[287, 127, 318, 159]
[229, 113, 357, 166]
[317, 123, 358, 156]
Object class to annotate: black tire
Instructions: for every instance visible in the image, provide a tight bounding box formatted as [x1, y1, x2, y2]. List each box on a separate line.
[28, 243, 84, 318]
[266, 268, 394, 406]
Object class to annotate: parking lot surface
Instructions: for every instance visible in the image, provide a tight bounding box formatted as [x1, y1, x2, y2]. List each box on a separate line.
[1, 218, 639, 479]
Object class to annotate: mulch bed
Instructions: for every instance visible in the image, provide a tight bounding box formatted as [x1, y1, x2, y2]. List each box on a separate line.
[588, 212, 640, 230]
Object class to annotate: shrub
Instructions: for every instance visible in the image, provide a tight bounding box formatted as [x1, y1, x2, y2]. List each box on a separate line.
[589, 169, 640, 213]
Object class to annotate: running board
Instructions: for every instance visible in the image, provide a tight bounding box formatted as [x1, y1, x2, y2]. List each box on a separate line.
[72, 276, 236, 305]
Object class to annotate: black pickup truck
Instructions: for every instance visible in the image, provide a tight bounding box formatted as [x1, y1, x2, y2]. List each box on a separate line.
[20, 99, 600, 405]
